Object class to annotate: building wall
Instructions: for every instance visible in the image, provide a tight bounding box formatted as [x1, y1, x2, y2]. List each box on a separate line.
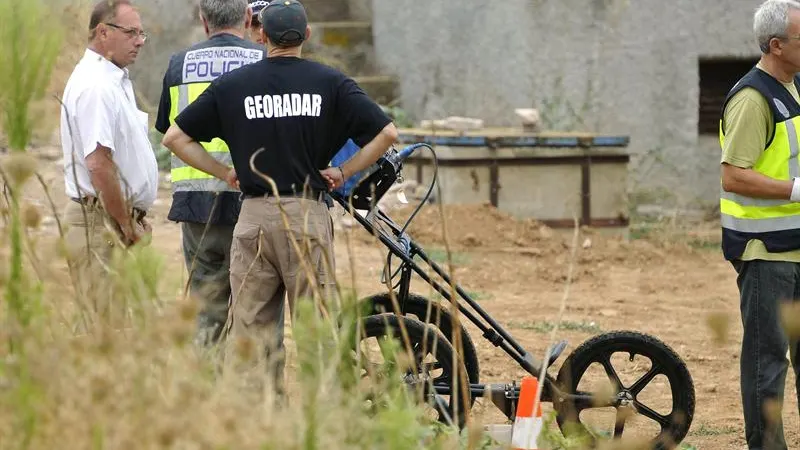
[371, 0, 765, 209]
[126, 0, 204, 110]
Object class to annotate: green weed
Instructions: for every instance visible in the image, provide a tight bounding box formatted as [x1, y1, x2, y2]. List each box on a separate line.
[424, 248, 471, 266]
[508, 320, 602, 334]
[689, 423, 736, 437]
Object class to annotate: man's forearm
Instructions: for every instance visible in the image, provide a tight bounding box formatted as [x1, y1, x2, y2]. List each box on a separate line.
[722, 163, 794, 200]
[340, 124, 399, 179]
[173, 140, 230, 180]
[162, 125, 229, 180]
[89, 166, 132, 227]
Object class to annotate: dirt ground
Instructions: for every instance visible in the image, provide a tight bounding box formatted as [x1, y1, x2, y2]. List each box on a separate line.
[341, 201, 790, 450]
[16, 146, 800, 450]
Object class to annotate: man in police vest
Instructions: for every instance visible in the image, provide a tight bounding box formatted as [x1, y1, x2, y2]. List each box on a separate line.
[162, 0, 398, 392]
[155, 0, 265, 347]
[720, 1, 800, 448]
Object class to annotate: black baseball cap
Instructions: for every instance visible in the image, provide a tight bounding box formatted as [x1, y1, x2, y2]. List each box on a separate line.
[260, 0, 308, 47]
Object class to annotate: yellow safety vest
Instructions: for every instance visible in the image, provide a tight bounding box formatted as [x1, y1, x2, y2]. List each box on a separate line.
[719, 67, 800, 260]
[157, 35, 264, 225]
[162, 38, 264, 194]
[167, 81, 234, 193]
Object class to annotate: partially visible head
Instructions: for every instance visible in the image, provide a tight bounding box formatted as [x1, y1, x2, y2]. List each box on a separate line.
[199, 0, 251, 36]
[260, 0, 311, 53]
[248, 0, 269, 44]
[88, 0, 147, 68]
[755, 0, 800, 72]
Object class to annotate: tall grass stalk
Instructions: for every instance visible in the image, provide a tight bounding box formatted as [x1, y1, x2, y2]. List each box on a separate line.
[0, 0, 62, 447]
[0, 0, 61, 332]
[0, 0, 61, 150]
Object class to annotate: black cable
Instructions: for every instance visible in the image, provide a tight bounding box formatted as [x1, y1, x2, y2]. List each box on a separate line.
[383, 143, 439, 287]
[399, 144, 438, 235]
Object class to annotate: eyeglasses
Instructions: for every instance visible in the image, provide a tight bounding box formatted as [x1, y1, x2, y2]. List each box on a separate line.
[104, 22, 148, 42]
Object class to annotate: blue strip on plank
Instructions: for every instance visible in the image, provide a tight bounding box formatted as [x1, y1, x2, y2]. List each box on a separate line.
[397, 135, 486, 146]
[592, 136, 630, 146]
[397, 133, 630, 148]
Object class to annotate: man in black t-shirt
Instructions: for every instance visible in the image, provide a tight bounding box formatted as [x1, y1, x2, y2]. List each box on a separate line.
[161, 0, 398, 391]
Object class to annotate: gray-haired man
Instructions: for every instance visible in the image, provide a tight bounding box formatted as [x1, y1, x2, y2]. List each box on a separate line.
[155, 0, 266, 346]
[720, 1, 800, 448]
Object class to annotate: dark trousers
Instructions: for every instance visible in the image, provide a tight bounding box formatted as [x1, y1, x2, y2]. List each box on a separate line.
[733, 259, 800, 450]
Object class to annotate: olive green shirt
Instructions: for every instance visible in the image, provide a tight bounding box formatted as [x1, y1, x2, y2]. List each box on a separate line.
[720, 63, 800, 262]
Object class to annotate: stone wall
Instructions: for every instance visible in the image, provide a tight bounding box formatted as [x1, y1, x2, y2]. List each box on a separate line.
[126, 0, 205, 110]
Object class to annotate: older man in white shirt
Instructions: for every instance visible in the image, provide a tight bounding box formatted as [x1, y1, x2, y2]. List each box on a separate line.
[60, 0, 158, 281]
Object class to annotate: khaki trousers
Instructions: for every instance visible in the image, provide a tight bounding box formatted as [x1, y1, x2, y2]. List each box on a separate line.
[224, 196, 335, 391]
[63, 200, 148, 325]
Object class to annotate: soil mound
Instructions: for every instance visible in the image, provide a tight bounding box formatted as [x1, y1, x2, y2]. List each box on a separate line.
[388, 202, 567, 252]
[356, 202, 708, 266]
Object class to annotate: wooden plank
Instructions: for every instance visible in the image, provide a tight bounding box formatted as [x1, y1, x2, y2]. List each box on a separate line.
[399, 127, 602, 138]
[397, 129, 630, 148]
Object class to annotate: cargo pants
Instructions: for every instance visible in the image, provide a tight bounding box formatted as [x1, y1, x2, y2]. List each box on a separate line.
[224, 195, 335, 392]
[181, 221, 286, 348]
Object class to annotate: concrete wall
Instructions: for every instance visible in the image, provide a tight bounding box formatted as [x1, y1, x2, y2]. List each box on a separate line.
[126, 0, 206, 110]
[371, 0, 765, 210]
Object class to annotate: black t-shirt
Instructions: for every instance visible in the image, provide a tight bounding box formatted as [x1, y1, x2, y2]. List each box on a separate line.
[174, 56, 392, 196]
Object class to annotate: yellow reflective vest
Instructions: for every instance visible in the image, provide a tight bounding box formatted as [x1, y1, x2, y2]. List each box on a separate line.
[719, 66, 800, 260]
[155, 33, 264, 224]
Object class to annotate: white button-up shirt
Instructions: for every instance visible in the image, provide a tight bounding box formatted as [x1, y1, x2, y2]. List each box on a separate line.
[59, 49, 159, 211]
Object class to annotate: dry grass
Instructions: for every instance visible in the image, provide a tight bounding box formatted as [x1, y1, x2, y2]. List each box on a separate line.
[0, 165, 490, 450]
[0, 1, 488, 448]
[0, 1, 712, 449]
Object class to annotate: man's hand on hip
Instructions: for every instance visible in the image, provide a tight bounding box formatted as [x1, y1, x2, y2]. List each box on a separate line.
[320, 166, 344, 190]
[224, 168, 239, 190]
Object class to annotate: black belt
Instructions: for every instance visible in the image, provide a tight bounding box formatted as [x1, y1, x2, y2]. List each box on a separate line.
[241, 189, 333, 208]
[242, 189, 326, 201]
[71, 196, 147, 221]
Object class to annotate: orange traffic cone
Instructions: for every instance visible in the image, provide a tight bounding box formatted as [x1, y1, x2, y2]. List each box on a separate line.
[510, 376, 544, 450]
